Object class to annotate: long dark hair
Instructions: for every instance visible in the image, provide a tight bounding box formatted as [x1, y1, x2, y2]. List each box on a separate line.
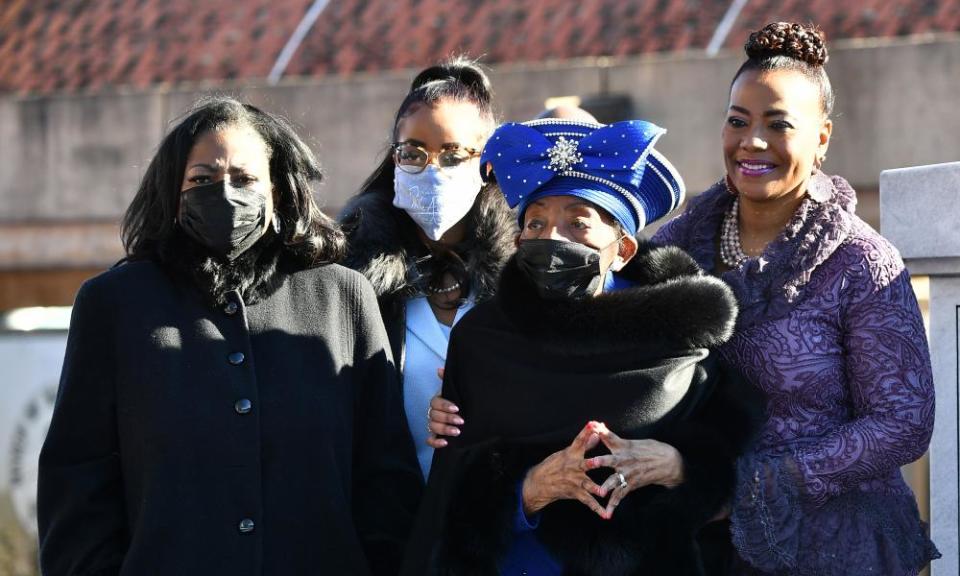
[121, 96, 346, 267]
[347, 57, 501, 295]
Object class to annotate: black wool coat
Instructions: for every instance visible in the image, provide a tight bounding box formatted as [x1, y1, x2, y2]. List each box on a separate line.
[37, 260, 422, 576]
[402, 245, 763, 576]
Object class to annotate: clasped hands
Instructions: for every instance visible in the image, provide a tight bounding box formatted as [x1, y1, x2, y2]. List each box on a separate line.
[520, 421, 685, 520]
[426, 390, 684, 521]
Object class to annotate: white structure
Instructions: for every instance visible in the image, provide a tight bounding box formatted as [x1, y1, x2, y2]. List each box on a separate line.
[0, 329, 66, 570]
[881, 161, 960, 575]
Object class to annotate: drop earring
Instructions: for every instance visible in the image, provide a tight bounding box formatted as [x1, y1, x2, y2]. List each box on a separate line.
[724, 175, 740, 196]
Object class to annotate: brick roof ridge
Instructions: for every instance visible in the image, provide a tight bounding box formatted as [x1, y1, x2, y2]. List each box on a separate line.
[1, 0, 958, 95]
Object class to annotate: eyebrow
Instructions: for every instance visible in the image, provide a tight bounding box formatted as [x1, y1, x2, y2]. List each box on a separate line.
[186, 163, 251, 171]
[399, 138, 468, 150]
[187, 163, 218, 171]
[729, 105, 791, 118]
[565, 201, 594, 212]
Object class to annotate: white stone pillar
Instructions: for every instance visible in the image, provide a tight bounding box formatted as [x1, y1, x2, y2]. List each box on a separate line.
[881, 161, 960, 575]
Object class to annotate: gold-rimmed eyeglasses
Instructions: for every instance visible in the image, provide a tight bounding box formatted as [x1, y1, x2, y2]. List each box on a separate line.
[393, 141, 481, 174]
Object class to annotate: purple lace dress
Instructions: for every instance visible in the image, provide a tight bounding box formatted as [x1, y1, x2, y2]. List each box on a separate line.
[653, 172, 940, 575]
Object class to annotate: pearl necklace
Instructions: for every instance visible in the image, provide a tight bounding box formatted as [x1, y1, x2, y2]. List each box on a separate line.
[424, 281, 461, 295]
[720, 196, 751, 268]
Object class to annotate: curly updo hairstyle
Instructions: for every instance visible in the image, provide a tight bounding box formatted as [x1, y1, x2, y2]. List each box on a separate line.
[732, 22, 835, 116]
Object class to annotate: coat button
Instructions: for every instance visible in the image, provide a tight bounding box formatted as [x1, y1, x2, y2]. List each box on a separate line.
[235, 398, 252, 415]
[224, 301, 239, 315]
[228, 352, 245, 365]
[238, 518, 255, 533]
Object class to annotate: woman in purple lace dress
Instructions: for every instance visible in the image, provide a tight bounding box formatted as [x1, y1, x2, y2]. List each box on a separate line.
[651, 22, 940, 575]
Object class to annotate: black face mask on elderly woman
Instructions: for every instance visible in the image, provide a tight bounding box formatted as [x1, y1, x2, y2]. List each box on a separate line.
[515, 239, 605, 300]
[178, 180, 268, 261]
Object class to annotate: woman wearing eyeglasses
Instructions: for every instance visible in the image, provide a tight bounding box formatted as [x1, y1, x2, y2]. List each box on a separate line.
[340, 58, 515, 483]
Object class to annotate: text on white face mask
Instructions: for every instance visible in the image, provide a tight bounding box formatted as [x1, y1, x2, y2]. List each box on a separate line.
[393, 163, 483, 241]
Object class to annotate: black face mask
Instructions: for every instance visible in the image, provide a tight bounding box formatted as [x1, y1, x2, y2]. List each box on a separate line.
[515, 239, 604, 300]
[178, 180, 268, 261]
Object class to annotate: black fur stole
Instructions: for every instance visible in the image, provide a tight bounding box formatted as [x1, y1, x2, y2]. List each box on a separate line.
[339, 185, 516, 306]
[159, 228, 288, 307]
[497, 242, 739, 355]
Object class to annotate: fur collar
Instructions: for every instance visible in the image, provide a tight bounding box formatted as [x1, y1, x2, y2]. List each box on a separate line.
[658, 171, 858, 329]
[496, 243, 738, 354]
[159, 228, 288, 307]
[340, 185, 516, 305]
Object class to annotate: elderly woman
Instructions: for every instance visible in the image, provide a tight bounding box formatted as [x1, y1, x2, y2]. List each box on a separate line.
[37, 97, 420, 576]
[404, 118, 761, 576]
[652, 23, 940, 575]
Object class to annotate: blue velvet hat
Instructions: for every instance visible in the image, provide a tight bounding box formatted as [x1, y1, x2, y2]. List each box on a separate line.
[480, 118, 685, 235]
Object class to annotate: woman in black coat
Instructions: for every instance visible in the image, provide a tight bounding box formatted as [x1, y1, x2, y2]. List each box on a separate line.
[37, 97, 421, 576]
[406, 119, 762, 575]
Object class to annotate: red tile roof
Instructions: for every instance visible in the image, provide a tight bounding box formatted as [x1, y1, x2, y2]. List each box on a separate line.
[0, 0, 314, 94]
[2, 0, 958, 95]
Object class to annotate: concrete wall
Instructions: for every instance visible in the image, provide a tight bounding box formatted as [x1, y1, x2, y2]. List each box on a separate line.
[1, 34, 959, 269]
[0, 92, 166, 221]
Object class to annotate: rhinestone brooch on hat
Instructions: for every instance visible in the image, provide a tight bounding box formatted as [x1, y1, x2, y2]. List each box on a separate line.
[546, 136, 583, 172]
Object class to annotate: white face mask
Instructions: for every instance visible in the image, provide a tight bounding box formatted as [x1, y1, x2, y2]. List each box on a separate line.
[393, 163, 483, 241]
